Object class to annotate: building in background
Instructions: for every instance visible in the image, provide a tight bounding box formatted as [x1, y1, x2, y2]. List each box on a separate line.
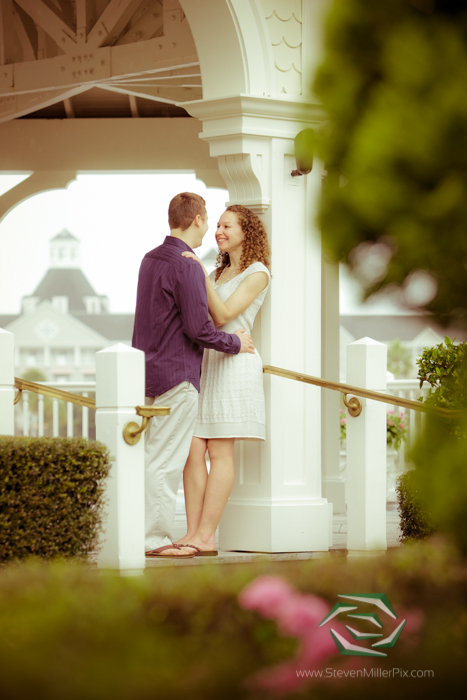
[340, 315, 467, 381]
[0, 231, 134, 382]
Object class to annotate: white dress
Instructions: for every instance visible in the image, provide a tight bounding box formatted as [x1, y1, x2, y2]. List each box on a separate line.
[194, 261, 271, 441]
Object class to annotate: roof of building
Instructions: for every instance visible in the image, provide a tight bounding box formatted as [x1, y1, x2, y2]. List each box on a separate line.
[50, 229, 79, 242]
[0, 315, 19, 328]
[340, 315, 467, 343]
[30, 269, 102, 312]
[76, 313, 135, 340]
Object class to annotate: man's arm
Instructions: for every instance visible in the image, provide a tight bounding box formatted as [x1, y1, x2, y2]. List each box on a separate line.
[177, 261, 245, 354]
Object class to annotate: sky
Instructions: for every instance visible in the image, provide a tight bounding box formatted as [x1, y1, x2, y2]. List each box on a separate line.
[0, 173, 230, 315]
[0, 172, 406, 316]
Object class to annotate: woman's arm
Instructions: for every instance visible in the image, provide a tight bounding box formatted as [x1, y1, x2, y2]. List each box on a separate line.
[181, 253, 269, 326]
[207, 271, 269, 326]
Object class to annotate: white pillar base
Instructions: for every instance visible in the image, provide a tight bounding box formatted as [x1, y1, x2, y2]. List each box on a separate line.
[322, 478, 346, 514]
[0, 387, 15, 436]
[219, 500, 333, 553]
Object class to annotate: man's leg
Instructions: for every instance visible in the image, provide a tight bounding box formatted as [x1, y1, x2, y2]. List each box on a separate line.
[144, 381, 198, 552]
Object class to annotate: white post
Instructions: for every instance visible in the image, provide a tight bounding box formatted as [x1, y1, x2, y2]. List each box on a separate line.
[0, 329, 15, 436]
[346, 337, 387, 554]
[96, 343, 145, 573]
[321, 256, 346, 513]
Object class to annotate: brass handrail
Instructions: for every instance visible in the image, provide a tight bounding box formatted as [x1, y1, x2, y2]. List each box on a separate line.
[14, 378, 171, 446]
[263, 365, 456, 417]
[15, 377, 96, 409]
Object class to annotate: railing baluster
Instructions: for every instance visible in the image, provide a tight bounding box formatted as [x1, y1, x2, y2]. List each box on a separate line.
[67, 402, 73, 438]
[53, 399, 59, 437]
[23, 391, 29, 437]
[38, 394, 44, 437]
[82, 392, 89, 439]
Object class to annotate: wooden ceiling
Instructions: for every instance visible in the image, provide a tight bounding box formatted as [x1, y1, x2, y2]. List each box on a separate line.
[0, 0, 201, 121]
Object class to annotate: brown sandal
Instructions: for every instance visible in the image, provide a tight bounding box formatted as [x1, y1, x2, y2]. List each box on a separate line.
[145, 544, 195, 559]
[178, 543, 218, 557]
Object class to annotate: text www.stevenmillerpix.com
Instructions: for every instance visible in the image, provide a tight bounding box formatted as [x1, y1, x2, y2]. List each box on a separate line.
[297, 669, 434, 679]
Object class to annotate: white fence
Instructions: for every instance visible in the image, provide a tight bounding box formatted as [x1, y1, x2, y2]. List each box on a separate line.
[15, 382, 96, 439]
[15, 380, 429, 504]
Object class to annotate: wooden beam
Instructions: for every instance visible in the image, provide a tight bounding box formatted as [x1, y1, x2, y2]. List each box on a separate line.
[14, 0, 77, 53]
[128, 93, 139, 117]
[76, 0, 94, 44]
[86, 0, 144, 49]
[99, 81, 200, 104]
[0, 0, 15, 65]
[63, 97, 74, 117]
[0, 35, 198, 97]
[116, 0, 162, 46]
[0, 84, 89, 123]
[12, 4, 37, 62]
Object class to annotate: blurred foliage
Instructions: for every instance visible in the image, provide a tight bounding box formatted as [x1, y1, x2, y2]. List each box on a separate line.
[0, 544, 466, 699]
[397, 469, 435, 542]
[0, 437, 110, 562]
[411, 410, 467, 554]
[397, 338, 467, 548]
[416, 336, 467, 411]
[314, 0, 467, 327]
[388, 339, 413, 378]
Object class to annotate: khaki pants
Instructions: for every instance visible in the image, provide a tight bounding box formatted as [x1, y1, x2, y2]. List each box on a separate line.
[144, 381, 198, 551]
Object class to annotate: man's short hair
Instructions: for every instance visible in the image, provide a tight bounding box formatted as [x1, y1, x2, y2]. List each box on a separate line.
[168, 192, 206, 231]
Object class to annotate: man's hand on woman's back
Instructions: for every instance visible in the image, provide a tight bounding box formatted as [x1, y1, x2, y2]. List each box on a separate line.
[234, 328, 255, 354]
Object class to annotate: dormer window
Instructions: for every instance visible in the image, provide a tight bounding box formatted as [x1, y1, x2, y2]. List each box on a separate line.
[83, 296, 101, 314]
[52, 296, 69, 313]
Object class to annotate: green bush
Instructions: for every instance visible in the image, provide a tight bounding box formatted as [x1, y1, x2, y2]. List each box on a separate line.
[0, 437, 111, 562]
[417, 337, 467, 437]
[0, 544, 466, 699]
[397, 469, 435, 542]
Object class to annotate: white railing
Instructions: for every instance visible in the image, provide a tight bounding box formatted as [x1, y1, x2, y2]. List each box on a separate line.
[339, 378, 431, 501]
[18, 379, 431, 469]
[15, 382, 96, 439]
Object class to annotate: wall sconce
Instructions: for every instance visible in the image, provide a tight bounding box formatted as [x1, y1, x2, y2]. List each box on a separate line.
[291, 128, 315, 177]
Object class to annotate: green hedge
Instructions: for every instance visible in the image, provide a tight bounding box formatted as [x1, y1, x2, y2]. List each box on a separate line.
[0, 437, 111, 562]
[0, 542, 466, 699]
[397, 469, 435, 543]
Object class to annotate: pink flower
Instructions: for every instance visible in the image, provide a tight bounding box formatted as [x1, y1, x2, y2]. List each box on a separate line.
[388, 420, 394, 426]
[388, 410, 394, 414]
[240, 577, 347, 695]
[239, 576, 294, 618]
[275, 593, 330, 637]
[341, 418, 346, 425]
[400, 423, 405, 429]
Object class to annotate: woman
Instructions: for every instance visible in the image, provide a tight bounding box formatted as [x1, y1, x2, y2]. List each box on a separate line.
[175, 204, 271, 556]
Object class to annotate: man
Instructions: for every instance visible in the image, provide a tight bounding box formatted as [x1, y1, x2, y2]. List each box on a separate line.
[132, 192, 254, 558]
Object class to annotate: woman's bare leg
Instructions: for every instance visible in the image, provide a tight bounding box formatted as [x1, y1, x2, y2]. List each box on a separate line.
[181, 438, 235, 551]
[174, 437, 208, 543]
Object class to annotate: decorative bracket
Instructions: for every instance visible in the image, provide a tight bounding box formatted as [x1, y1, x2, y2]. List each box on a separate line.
[14, 388, 22, 405]
[343, 394, 363, 418]
[123, 404, 171, 446]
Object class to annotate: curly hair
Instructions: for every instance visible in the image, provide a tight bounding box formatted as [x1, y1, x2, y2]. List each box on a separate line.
[214, 205, 271, 282]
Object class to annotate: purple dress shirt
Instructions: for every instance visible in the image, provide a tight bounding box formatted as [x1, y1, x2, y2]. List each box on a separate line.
[132, 236, 241, 396]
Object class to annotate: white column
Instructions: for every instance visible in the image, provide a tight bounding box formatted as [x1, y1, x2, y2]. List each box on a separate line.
[0, 328, 15, 436]
[321, 255, 346, 513]
[185, 97, 332, 552]
[96, 343, 145, 572]
[346, 338, 387, 554]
